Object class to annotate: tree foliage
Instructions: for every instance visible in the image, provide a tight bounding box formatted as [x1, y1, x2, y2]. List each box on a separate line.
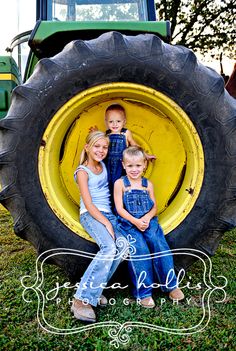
[156, 0, 236, 59]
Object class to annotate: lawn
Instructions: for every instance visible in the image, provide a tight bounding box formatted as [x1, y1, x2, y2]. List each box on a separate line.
[0, 205, 235, 351]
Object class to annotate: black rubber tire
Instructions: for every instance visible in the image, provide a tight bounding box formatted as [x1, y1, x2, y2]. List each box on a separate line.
[0, 32, 236, 277]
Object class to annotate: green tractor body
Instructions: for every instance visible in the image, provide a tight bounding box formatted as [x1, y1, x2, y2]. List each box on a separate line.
[0, 56, 21, 119]
[0, 0, 170, 117]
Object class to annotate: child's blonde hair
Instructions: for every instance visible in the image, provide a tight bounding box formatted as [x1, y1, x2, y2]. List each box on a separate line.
[122, 146, 147, 162]
[80, 131, 109, 165]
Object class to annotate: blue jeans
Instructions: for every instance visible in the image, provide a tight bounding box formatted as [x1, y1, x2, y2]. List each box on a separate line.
[74, 211, 129, 306]
[118, 217, 178, 299]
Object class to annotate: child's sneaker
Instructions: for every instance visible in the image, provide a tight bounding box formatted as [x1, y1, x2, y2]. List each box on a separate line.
[71, 298, 96, 323]
[169, 288, 184, 301]
[140, 296, 155, 308]
[98, 294, 108, 307]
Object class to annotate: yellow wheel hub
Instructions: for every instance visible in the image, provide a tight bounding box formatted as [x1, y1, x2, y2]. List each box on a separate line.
[38, 82, 204, 241]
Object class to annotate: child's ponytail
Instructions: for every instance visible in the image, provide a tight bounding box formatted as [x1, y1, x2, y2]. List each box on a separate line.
[79, 148, 87, 165]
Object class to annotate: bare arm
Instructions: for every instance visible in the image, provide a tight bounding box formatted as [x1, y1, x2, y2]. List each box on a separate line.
[114, 179, 149, 232]
[140, 181, 157, 226]
[125, 129, 138, 146]
[126, 129, 156, 160]
[76, 170, 115, 239]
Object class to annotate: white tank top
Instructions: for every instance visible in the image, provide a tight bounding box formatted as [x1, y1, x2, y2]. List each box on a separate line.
[74, 161, 111, 214]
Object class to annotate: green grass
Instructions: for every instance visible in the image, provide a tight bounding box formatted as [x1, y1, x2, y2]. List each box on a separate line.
[0, 205, 235, 351]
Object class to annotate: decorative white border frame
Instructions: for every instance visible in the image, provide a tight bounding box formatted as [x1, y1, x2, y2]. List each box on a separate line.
[20, 244, 227, 348]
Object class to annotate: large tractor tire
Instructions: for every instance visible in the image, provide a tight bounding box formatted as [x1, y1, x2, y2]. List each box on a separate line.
[0, 32, 235, 278]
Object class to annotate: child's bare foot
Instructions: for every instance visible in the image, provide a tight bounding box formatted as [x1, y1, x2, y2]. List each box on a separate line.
[169, 288, 184, 301]
[71, 298, 96, 322]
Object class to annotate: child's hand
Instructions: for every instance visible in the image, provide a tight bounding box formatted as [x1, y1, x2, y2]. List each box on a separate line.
[105, 222, 115, 240]
[146, 153, 156, 162]
[89, 125, 99, 133]
[134, 218, 149, 232]
[140, 214, 151, 228]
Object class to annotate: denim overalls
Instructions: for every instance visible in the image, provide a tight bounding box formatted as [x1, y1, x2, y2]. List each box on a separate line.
[118, 176, 178, 299]
[105, 128, 127, 187]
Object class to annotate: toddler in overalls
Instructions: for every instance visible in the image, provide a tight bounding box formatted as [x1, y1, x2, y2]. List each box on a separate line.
[114, 146, 184, 307]
[90, 104, 155, 208]
[104, 104, 156, 209]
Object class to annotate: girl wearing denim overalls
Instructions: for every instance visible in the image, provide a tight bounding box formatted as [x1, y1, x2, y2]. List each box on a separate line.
[72, 131, 128, 322]
[114, 146, 184, 307]
[104, 104, 156, 209]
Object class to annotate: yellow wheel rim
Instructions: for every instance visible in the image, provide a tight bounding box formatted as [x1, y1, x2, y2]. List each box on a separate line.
[38, 82, 204, 241]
